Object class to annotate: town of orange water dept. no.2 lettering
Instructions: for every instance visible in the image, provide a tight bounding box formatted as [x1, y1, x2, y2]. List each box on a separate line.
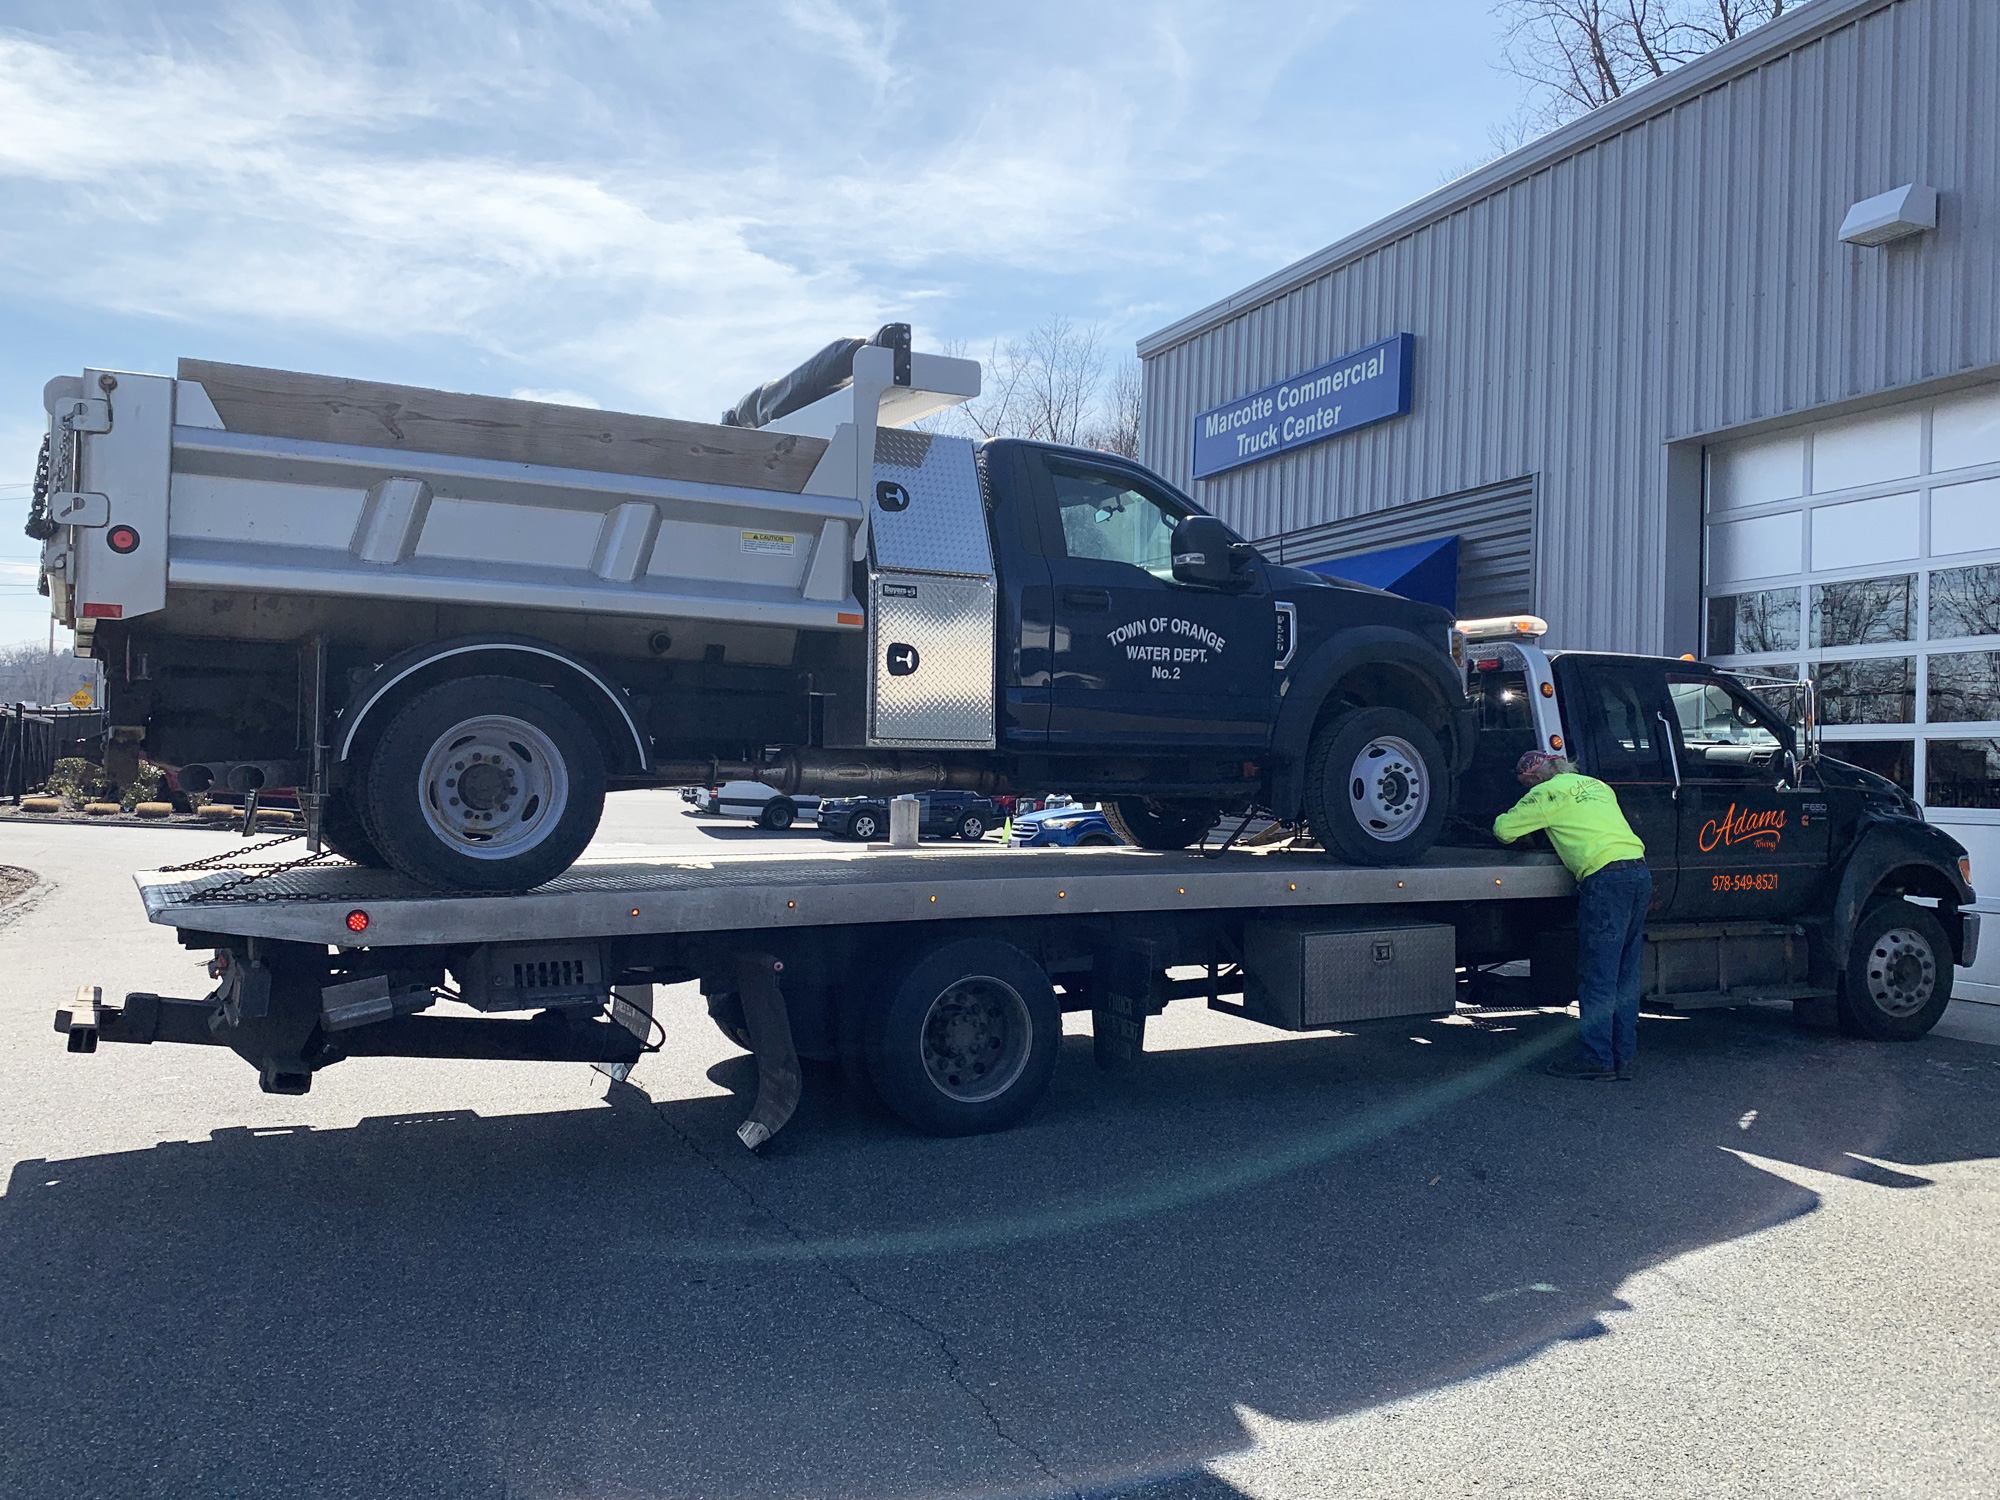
[1106, 617, 1229, 682]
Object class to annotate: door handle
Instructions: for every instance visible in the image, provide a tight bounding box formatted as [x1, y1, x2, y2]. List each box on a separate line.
[1061, 587, 1112, 612]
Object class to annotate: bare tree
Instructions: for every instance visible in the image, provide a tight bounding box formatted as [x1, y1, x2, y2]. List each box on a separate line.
[1087, 359, 1143, 459]
[946, 315, 1106, 447]
[1496, 0, 1788, 128]
[0, 638, 99, 705]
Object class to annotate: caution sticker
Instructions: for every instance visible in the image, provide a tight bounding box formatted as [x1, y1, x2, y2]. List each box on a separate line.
[740, 530, 797, 556]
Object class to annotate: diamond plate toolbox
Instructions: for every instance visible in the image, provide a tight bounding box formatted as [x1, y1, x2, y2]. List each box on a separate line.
[1242, 917, 1457, 1028]
[869, 572, 997, 746]
[865, 427, 997, 747]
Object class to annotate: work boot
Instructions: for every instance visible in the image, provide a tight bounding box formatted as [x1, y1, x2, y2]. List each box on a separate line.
[1544, 1054, 1617, 1081]
[1614, 1061, 1636, 1082]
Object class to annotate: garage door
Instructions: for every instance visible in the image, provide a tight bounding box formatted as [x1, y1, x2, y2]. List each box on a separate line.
[1702, 379, 2000, 1001]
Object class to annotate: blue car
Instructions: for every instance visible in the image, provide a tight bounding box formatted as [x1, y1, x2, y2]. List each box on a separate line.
[1007, 803, 1124, 848]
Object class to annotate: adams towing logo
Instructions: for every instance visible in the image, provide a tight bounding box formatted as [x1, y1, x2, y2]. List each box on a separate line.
[1698, 803, 1786, 853]
[1108, 616, 1228, 682]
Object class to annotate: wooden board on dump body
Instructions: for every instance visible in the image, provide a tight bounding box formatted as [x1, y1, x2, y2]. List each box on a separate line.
[177, 359, 831, 495]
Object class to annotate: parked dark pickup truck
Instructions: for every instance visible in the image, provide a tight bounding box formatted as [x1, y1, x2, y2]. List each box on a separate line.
[819, 791, 1003, 842]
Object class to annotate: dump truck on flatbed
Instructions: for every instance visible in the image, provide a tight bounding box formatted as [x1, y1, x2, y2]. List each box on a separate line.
[27, 326, 1471, 892]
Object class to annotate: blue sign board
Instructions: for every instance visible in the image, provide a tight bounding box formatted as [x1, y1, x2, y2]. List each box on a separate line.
[1190, 332, 1414, 480]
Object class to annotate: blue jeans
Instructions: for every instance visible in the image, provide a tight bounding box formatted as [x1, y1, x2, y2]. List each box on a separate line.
[1575, 861, 1652, 1069]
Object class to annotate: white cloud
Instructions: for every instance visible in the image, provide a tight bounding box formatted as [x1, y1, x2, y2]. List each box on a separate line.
[0, 0, 1455, 425]
[510, 387, 604, 409]
[780, 0, 899, 95]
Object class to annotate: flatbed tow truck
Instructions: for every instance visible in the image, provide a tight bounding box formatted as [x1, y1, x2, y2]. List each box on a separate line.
[54, 621, 1980, 1149]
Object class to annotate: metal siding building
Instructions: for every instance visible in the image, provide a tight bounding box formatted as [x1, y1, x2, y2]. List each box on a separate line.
[1139, 0, 1998, 653]
[1139, 0, 2000, 1000]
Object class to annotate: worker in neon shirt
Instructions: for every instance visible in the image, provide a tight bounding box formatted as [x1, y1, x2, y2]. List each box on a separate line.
[1494, 750, 1651, 1080]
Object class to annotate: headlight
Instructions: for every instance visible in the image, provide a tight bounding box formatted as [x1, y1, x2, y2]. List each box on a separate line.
[1043, 817, 1083, 829]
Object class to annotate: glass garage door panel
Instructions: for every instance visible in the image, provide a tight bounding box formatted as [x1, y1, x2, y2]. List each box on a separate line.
[1702, 378, 2000, 1003]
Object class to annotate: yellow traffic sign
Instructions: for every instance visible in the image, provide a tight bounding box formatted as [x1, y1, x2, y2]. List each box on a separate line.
[68, 687, 94, 709]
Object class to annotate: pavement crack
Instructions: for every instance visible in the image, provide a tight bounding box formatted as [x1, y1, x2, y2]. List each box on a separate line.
[636, 1091, 1079, 1499]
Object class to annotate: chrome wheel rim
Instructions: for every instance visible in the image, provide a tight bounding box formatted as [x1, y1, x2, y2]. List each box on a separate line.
[1865, 928, 1936, 1018]
[919, 976, 1032, 1104]
[1347, 734, 1428, 842]
[962, 817, 984, 839]
[417, 714, 569, 860]
[852, 813, 879, 840]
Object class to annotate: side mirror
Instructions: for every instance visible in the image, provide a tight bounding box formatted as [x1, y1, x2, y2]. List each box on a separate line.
[1171, 514, 1247, 588]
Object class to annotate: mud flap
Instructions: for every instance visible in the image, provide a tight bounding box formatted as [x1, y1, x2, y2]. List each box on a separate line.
[595, 985, 655, 1085]
[735, 952, 802, 1152]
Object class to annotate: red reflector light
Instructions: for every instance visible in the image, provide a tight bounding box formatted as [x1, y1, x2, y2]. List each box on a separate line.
[81, 602, 124, 619]
[345, 909, 371, 934]
[1475, 657, 1502, 671]
[107, 525, 140, 554]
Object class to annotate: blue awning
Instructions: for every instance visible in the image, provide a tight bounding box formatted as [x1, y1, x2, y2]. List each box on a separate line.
[1305, 534, 1459, 609]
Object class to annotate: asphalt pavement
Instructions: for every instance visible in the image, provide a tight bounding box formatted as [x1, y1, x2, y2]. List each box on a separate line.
[1, 789, 1996, 1499]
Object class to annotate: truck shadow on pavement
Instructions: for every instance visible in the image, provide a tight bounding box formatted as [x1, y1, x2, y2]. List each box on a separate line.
[3, 1006, 1996, 1500]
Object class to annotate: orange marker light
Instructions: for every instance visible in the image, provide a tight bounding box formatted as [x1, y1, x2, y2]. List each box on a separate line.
[1540, 681, 1554, 697]
[1549, 734, 1564, 749]
[345, 909, 371, 934]
[786, 900, 796, 909]
[629, 908, 641, 918]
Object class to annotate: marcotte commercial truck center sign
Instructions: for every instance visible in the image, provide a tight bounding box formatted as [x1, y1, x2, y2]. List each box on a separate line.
[1190, 332, 1414, 480]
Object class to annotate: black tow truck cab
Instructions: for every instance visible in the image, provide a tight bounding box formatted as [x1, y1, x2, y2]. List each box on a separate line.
[1456, 617, 1979, 1039]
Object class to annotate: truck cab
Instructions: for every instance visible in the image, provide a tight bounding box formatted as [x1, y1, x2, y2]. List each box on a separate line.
[1459, 617, 1979, 1037]
[969, 438, 1473, 856]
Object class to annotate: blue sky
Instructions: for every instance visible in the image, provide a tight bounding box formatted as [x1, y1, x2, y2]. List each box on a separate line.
[0, 0, 1529, 647]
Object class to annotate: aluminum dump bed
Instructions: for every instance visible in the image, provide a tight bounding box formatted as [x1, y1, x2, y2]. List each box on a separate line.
[137, 843, 1572, 947]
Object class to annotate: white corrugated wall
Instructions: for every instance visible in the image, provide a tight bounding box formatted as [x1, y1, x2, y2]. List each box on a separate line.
[1139, 0, 2000, 652]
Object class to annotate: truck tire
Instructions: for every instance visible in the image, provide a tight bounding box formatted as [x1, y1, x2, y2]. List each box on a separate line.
[957, 812, 988, 841]
[317, 792, 386, 867]
[759, 800, 796, 831]
[1302, 706, 1449, 865]
[868, 937, 1060, 1136]
[1103, 799, 1215, 851]
[1837, 899, 1954, 1041]
[362, 675, 606, 892]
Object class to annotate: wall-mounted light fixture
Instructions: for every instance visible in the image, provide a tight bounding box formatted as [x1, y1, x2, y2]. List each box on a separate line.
[1839, 183, 1939, 247]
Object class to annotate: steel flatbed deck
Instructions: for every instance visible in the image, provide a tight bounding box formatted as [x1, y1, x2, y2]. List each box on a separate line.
[137, 843, 1573, 946]
[61, 841, 1585, 1148]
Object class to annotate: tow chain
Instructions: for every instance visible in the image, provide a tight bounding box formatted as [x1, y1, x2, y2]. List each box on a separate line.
[26, 431, 61, 543]
[156, 833, 379, 906]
